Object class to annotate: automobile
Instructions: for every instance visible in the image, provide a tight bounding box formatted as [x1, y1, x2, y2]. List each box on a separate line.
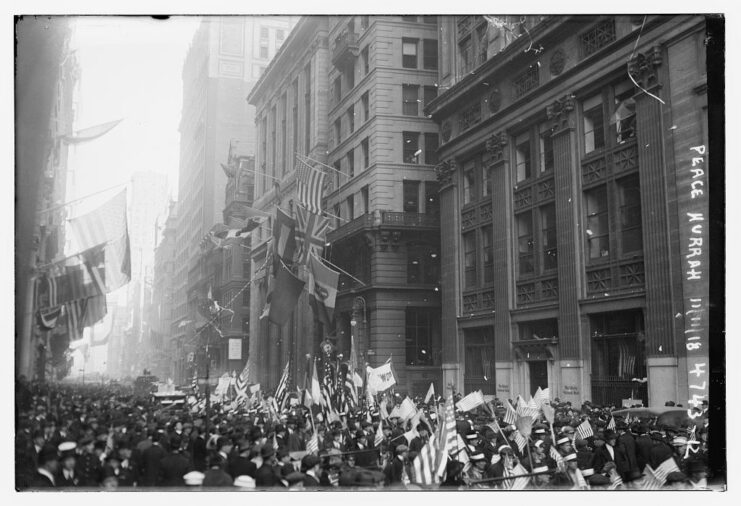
[611, 406, 706, 428]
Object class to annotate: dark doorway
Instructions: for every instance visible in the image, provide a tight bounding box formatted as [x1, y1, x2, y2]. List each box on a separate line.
[529, 360, 548, 396]
[464, 327, 495, 395]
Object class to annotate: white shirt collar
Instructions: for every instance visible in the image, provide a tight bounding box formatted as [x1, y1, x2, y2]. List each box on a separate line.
[38, 468, 55, 485]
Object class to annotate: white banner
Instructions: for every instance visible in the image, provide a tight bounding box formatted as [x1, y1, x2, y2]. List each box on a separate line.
[367, 363, 396, 394]
[228, 339, 242, 360]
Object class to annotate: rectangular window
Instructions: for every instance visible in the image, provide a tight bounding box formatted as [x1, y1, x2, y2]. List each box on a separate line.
[260, 27, 269, 39]
[334, 118, 342, 146]
[476, 24, 488, 66]
[482, 227, 494, 283]
[540, 133, 554, 173]
[402, 38, 418, 68]
[423, 16, 437, 24]
[346, 66, 355, 90]
[423, 39, 438, 70]
[517, 211, 534, 275]
[292, 79, 299, 158]
[406, 309, 438, 366]
[618, 174, 642, 254]
[361, 46, 369, 75]
[281, 93, 287, 176]
[583, 94, 604, 154]
[333, 159, 342, 190]
[260, 45, 268, 59]
[482, 164, 492, 197]
[463, 232, 477, 288]
[347, 105, 355, 134]
[360, 16, 370, 30]
[585, 185, 609, 259]
[346, 194, 355, 221]
[425, 181, 440, 217]
[305, 64, 311, 154]
[403, 180, 420, 213]
[402, 84, 419, 116]
[361, 91, 370, 122]
[580, 19, 616, 57]
[515, 133, 532, 182]
[333, 76, 342, 104]
[463, 161, 476, 204]
[361, 137, 369, 169]
[423, 86, 438, 110]
[540, 204, 557, 271]
[403, 131, 420, 164]
[424, 133, 439, 165]
[333, 203, 342, 229]
[276, 29, 284, 42]
[347, 150, 355, 178]
[513, 65, 540, 98]
[613, 83, 636, 145]
[361, 185, 369, 214]
[458, 36, 472, 76]
[407, 245, 439, 285]
[243, 289, 250, 307]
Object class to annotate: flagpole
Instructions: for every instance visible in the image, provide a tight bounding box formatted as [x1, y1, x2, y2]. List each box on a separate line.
[296, 152, 347, 179]
[295, 201, 349, 224]
[36, 182, 129, 216]
[316, 256, 367, 287]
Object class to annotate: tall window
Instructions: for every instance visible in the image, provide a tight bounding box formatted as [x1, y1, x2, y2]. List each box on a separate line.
[583, 94, 605, 155]
[402, 38, 418, 68]
[462, 158, 478, 204]
[347, 150, 355, 178]
[424, 133, 439, 165]
[333, 160, 342, 191]
[280, 93, 287, 176]
[618, 174, 642, 254]
[482, 227, 494, 283]
[402, 84, 419, 116]
[333, 76, 342, 104]
[423, 86, 438, 110]
[361, 46, 369, 75]
[346, 194, 355, 221]
[405, 309, 438, 366]
[346, 65, 355, 90]
[260, 44, 268, 59]
[292, 79, 298, 158]
[517, 211, 534, 275]
[360, 16, 370, 30]
[403, 131, 420, 164]
[347, 105, 355, 134]
[540, 133, 554, 173]
[270, 106, 276, 178]
[407, 244, 439, 284]
[361, 137, 369, 169]
[423, 39, 438, 70]
[361, 185, 369, 214]
[333, 203, 342, 228]
[515, 133, 531, 182]
[482, 164, 492, 197]
[276, 29, 285, 45]
[304, 64, 311, 154]
[458, 36, 472, 75]
[541, 204, 558, 271]
[334, 118, 341, 146]
[361, 91, 370, 122]
[585, 185, 609, 259]
[425, 181, 440, 216]
[403, 180, 420, 212]
[463, 232, 477, 288]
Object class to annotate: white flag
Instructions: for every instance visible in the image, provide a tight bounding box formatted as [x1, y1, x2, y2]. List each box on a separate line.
[424, 383, 435, 404]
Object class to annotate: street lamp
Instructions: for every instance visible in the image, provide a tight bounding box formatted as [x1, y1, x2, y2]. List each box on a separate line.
[350, 296, 367, 363]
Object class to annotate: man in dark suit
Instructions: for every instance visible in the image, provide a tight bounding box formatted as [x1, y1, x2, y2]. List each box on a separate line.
[614, 422, 640, 482]
[383, 444, 408, 485]
[634, 424, 653, 471]
[116, 442, 139, 487]
[57, 444, 80, 488]
[158, 436, 192, 487]
[301, 454, 322, 488]
[30, 445, 59, 488]
[254, 445, 280, 488]
[75, 436, 102, 487]
[409, 423, 430, 454]
[229, 439, 257, 479]
[190, 426, 208, 472]
[592, 430, 617, 474]
[354, 432, 378, 468]
[140, 432, 167, 487]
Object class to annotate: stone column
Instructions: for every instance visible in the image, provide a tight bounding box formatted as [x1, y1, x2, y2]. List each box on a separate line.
[629, 47, 679, 405]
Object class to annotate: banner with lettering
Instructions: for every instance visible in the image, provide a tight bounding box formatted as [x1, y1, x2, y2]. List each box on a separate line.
[677, 144, 709, 414]
[367, 363, 396, 394]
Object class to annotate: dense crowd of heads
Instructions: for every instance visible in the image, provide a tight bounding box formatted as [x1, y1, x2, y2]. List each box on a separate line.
[15, 377, 711, 491]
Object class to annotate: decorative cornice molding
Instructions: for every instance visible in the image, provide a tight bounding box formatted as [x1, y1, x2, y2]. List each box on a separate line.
[485, 132, 508, 162]
[546, 94, 576, 132]
[435, 160, 457, 186]
[628, 45, 663, 91]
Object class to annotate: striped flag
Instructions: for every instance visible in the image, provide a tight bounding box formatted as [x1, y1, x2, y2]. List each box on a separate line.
[65, 295, 107, 341]
[503, 401, 518, 425]
[295, 156, 326, 215]
[191, 370, 199, 396]
[272, 208, 297, 269]
[306, 430, 319, 454]
[374, 421, 385, 447]
[653, 457, 680, 483]
[456, 390, 485, 412]
[424, 383, 435, 404]
[575, 420, 594, 440]
[516, 401, 540, 420]
[549, 445, 564, 467]
[513, 431, 528, 453]
[640, 465, 665, 490]
[436, 395, 458, 478]
[275, 360, 291, 411]
[308, 253, 339, 329]
[533, 387, 549, 407]
[607, 416, 616, 431]
[235, 362, 250, 398]
[295, 206, 331, 265]
[508, 463, 532, 490]
[608, 469, 624, 489]
[412, 434, 440, 485]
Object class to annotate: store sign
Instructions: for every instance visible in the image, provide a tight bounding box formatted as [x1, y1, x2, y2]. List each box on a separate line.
[228, 339, 242, 360]
[677, 145, 709, 415]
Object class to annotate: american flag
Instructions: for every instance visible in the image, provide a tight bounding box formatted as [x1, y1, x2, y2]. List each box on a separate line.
[191, 370, 199, 396]
[306, 430, 319, 454]
[295, 205, 331, 265]
[608, 470, 624, 489]
[65, 295, 107, 341]
[533, 387, 550, 408]
[640, 465, 665, 490]
[652, 457, 680, 483]
[275, 360, 291, 411]
[513, 431, 528, 453]
[235, 362, 250, 398]
[607, 416, 616, 430]
[549, 445, 564, 467]
[436, 395, 457, 478]
[576, 420, 594, 440]
[295, 156, 326, 215]
[507, 463, 532, 490]
[412, 434, 440, 485]
[503, 401, 518, 425]
[374, 422, 385, 447]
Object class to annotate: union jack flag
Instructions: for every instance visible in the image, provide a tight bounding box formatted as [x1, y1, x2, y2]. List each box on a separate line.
[295, 206, 331, 265]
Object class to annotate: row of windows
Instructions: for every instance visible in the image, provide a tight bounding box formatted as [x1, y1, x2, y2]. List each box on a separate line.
[403, 131, 439, 165]
[402, 38, 438, 70]
[402, 84, 437, 116]
[332, 92, 369, 146]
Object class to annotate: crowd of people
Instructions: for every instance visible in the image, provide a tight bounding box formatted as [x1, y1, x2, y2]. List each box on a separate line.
[15, 376, 713, 491]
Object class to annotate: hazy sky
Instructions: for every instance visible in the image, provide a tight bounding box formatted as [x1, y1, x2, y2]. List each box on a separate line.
[67, 16, 200, 216]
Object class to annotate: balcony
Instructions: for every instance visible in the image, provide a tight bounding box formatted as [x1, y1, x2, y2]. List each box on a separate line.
[332, 30, 359, 67]
[326, 211, 439, 243]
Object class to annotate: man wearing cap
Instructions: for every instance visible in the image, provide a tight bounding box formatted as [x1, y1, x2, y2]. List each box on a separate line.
[57, 442, 79, 487]
[229, 440, 257, 479]
[354, 431, 377, 468]
[254, 445, 280, 487]
[30, 445, 59, 488]
[465, 452, 490, 488]
[409, 423, 430, 454]
[159, 435, 192, 487]
[634, 423, 653, 471]
[116, 442, 138, 487]
[140, 432, 166, 487]
[485, 445, 518, 488]
[614, 422, 640, 482]
[76, 435, 103, 487]
[554, 434, 573, 457]
[592, 429, 617, 474]
[383, 444, 408, 486]
[301, 454, 322, 487]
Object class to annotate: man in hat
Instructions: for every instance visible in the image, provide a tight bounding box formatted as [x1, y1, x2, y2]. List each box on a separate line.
[465, 452, 490, 488]
[649, 428, 674, 469]
[211, 436, 233, 475]
[30, 445, 59, 488]
[115, 442, 138, 487]
[189, 425, 208, 472]
[686, 459, 708, 490]
[592, 429, 617, 474]
[486, 444, 519, 487]
[354, 431, 377, 468]
[301, 454, 322, 487]
[57, 442, 79, 487]
[614, 422, 640, 482]
[202, 455, 234, 487]
[409, 422, 430, 454]
[76, 435, 103, 487]
[634, 423, 653, 471]
[229, 440, 257, 479]
[159, 435, 192, 487]
[286, 417, 305, 452]
[254, 445, 280, 487]
[383, 444, 408, 486]
[140, 431, 167, 487]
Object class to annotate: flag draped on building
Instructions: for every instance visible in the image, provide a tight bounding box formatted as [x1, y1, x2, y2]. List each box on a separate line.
[272, 207, 297, 272]
[295, 156, 326, 215]
[295, 205, 330, 265]
[307, 253, 339, 329]
[264, 259, 304, 326]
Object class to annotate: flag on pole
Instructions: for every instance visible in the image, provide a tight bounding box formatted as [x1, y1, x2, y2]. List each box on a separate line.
[436, 394, 457, 478]
[640, 465, 665, 490]
[456, 390, 485, 412]
[412, 434, 441, 485]
[374, 420, 385, 447]
[503, 401, 518, 425]
[68, 189, 130, 291]
[264, 259, 304, 325]
[541, 403, 555, 425]
[60, 119, 123, 144]
[367, 362, 396, 394]
[295, 156, 326, 215]
[512, 431, 527, 453]
[607, 416, 616, 431]
[652, 457, 681, 483]
[275, 360, 291, 410]
[398, 397, 418, 421]
[508, 463, 532, 490]
[576, 420, 594, 440]
[424, 383, 435, 404]
[306, 430, 319, 454]
[549, 445, 564, 467]
[295, 206, 331, 265]
[272, 207, 297, 270]
[307, 253, 339, 329]
[235, 362, 251, 398]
